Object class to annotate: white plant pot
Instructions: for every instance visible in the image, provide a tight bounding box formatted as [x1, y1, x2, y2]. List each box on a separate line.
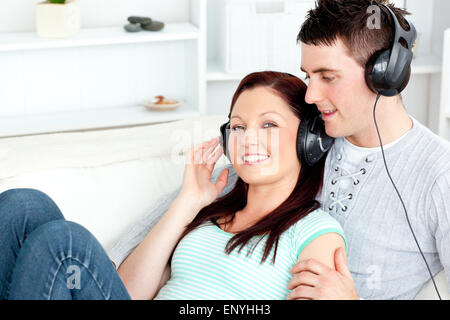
[36, 0, 80, 38]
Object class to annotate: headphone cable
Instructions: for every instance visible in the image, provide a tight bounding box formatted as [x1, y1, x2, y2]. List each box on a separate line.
[372, 93, 442, 300]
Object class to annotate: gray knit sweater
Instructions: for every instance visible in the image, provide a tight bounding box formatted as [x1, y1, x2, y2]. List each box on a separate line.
[108, 117, 450, 299]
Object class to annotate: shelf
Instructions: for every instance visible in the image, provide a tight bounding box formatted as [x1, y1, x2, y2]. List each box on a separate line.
[0, 104, 201, 138]
[0, 23, 199, 52]
[207, 53, 442, 81]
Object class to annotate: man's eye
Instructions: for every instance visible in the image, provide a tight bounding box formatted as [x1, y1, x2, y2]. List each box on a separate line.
[322, 76, 334, 81]
[304, 75, 310, 80]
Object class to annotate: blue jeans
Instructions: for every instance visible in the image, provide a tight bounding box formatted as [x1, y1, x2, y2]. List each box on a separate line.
[0, 188, 131, 300]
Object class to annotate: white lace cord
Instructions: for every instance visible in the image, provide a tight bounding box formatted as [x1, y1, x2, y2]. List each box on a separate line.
[332, 164, 364, 185]
[329, 193, 352, 211]
[329, 164, 366, 211]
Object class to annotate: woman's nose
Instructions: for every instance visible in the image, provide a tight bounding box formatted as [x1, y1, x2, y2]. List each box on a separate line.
[243, 128, 267, 147]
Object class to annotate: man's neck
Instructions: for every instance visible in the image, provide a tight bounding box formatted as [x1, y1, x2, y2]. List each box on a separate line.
[345, 97, 413, 148]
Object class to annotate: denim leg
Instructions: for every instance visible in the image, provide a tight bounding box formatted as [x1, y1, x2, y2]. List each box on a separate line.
[8, 220, 131, 300]
[0, 188, 65, 299]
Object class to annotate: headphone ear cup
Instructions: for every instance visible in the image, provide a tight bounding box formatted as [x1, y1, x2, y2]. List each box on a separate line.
[365, 49, 390, 95]
[219, 121, 231, 162]
[297, 117, 310, 165]
[297, 113, 334, 167]
[397, 65, 411, 94]
[365, 52, 379, 94]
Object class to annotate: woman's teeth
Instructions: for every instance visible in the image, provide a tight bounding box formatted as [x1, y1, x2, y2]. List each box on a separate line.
[243, 154, 270, 164]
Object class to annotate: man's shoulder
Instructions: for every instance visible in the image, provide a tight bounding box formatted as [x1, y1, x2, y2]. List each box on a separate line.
[413, 118, 450, 148]
[411, 119, 450, 170]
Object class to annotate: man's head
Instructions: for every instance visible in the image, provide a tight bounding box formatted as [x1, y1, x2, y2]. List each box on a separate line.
[297, 0, 411, 140]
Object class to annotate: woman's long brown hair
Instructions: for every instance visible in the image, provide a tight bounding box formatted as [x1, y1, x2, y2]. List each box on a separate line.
[178, 71, 327, 264]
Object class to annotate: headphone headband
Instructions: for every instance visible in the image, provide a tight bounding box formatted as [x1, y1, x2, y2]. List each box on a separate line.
[383, 5, 417, 89]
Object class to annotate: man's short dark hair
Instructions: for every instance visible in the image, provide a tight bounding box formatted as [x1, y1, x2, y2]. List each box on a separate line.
[297, 0, 411, 68]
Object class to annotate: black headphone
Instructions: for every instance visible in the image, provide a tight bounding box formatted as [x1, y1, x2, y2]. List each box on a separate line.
[220, 4, 416, 167]
[365, 4, 417, 97]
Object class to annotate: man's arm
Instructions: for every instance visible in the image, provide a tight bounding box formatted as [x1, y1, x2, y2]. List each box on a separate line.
[107, 164, 236, 269]
[429, 170, 450, 292]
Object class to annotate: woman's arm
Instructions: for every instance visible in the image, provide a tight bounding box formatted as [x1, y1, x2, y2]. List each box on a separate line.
[117, 194, 201, 300]
[296, 232, 345, 269]
[118, 137, 228, 300]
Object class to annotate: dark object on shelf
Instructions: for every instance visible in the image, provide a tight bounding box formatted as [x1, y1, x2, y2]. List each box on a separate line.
[124, 23, 142, 33]
[141, 21, 165, 32]
[128, 16, 152, 25]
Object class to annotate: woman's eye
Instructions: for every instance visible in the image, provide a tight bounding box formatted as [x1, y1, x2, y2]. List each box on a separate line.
[264, 123, 277, 128]
[231, 125, 244, 131]
[322, 76, 334, 81]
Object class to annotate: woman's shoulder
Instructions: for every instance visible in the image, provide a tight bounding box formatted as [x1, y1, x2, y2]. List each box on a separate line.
[291, 208, 343, 231]
[288, 208, 346, 247]
[285, 209, 347, 259]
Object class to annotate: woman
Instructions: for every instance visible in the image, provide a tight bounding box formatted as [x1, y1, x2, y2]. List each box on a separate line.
[0, 71, 345, 300]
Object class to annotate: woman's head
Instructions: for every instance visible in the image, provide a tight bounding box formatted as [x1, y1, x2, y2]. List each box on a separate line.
[179, 71, 327, 264]
[226, 71, 316, 186]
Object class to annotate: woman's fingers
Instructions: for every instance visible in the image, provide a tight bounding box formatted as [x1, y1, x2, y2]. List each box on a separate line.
[205, 146, 224, 171]
[214, 168, 229, 195]
[192, 137, 220, 165]
[203, 138, 221, 162]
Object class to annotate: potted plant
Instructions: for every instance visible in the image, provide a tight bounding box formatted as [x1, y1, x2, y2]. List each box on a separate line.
[36, 0, 80, 38]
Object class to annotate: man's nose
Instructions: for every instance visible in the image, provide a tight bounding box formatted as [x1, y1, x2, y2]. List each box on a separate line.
[305, 81, 324, 105]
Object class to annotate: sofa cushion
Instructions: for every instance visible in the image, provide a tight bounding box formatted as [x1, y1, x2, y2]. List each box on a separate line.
[0, 115, 229, 248]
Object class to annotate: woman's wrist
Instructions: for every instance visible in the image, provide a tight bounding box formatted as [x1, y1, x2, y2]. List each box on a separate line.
[175, 191, 204, 212]
[168, 192, 204, 223]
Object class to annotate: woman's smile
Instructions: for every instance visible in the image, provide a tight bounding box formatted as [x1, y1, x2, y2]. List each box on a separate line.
[242, 153, 271, 165]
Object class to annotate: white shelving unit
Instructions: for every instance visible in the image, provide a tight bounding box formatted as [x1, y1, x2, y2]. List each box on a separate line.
[0, 0, 206, 138]
[0, 23, 200, 52]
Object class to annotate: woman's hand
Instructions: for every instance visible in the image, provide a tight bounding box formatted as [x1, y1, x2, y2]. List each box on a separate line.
[178, 136, 229, 212]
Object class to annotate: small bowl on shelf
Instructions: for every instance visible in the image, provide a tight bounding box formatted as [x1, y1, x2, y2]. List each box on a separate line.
[141, 95, 181, 111]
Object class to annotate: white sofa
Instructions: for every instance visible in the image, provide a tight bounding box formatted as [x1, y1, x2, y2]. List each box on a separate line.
[0, 115, 447, 300]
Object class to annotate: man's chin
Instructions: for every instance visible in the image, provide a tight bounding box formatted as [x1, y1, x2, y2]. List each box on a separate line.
[324, 125, 344, 139]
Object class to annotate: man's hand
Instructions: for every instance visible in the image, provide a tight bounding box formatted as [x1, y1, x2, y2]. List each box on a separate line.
[287, 247, 359, 300]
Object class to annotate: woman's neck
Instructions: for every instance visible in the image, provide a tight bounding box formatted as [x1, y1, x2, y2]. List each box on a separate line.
[239, 173, 299, 223]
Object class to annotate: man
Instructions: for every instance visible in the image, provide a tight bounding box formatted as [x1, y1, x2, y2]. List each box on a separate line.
[108, 0, 450, 299]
